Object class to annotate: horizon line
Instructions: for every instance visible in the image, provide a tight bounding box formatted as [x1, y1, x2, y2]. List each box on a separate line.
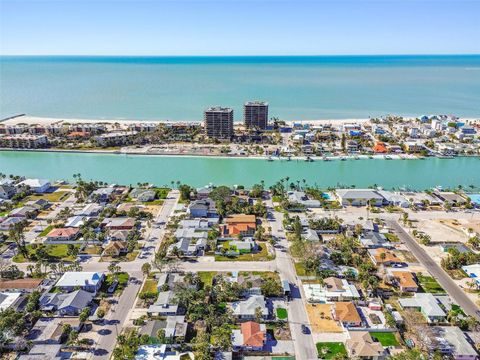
[1, 53, 480, 57]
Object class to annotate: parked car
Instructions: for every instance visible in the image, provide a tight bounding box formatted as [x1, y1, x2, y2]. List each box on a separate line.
[301, 324, 309, 334]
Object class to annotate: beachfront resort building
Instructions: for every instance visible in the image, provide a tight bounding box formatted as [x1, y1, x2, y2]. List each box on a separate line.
[0, 134, 48, 149]
[204, 107, 234, 139]
[244, 101, 269, 130]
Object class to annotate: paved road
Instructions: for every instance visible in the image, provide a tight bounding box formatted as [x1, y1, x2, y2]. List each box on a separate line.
[267, 198, 318, 360]
[179, 259, 277, 272]
[92, 191, 180, 358]
[386, 219, 480, 320]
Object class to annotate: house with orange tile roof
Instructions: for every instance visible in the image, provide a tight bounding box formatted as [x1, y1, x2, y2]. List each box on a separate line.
[222, 214, 256, 237]
[367, 247, 401, 266]
[391, 271, 418, 292]
[46, 228, 80, 242]
[373, 141, 388, 154]
[232, 321, 266, 351]
[332, 302, 362, 328]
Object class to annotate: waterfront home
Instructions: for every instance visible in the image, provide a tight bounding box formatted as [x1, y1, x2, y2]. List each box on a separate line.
[222, 214, 256, 237]
[55, 272, 104, 294]
[346, 331, 386, 360]
[9, 205, 38, 218]
[303, 277, 360, 303]
[46, 227, 80, 242]
[108, 229, 131, 242]
[40, 289, 94, 316]
[462, 264, 480, 287]
[373, 141, 388, 154]
[232, 321, 266, 351]
[403, 191, 442, 209]
[231, 295, 268, 320]
[187, 198, 218, 218]
[196, 187, 212, 200]
[333, 302, 362, 327]
[390, 271, 419, 292]
[434, 191, 467, 206]
[147, 290, 179, 316]
[0, 217, 23, 230]
[0, 292, 22, 311]
[359, 232, 392, 249]
[287, 191, 321, 208]
[17, 178, 51, 193]
[377, 190, 410, 208]
[0, 278, 43, 293]
[101, 217, 135, 230]
[336, 189, 385, 207]
[90, 187, 115, 202]
[404, 141, 426, 153]
[0, 184, 16, 199]
[424, 326, 479, 360]
[103, 241, 128, 257]
[398, 293, 446, 323]
[93, 131, 138, 146]
[368, 248, 401, 266]
[130, 188, 156, 202]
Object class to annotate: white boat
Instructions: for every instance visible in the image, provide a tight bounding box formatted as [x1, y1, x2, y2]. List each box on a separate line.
[384, 155, 392, 160]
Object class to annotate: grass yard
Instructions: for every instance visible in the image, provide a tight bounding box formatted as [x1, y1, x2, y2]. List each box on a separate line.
[39, 225, 53, 237]
[385, 233, 400, 242]
[198, 271, 217, 288]
[276, 308, 288, 320]
[316, 342, 347, 359]
[417, 274, 445, 293]
[26, 191, 70, 203]
[215, 243, 274, 262]
[101, 272, 129, 295]
[140, 278, 158, 296]
[12, 244, 79, 263]
[370, 332, 399, 346]
[294, 261, 316, 277]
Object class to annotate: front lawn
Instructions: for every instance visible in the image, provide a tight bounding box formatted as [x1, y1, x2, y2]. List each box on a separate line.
[12, 244, 79, 263]
[417, 274, 445, 293]
[26, 191, 69, 203]
[370, 332, 399, 346]
[276, 307, 288, 320]
[100, 272, 129, 295]
[215, 243, 274, 262]
[198, 271, 217, 288]
[316, 342, 347, 359]
[39, 225, 53, 237]
[140, 278, 158, 296]
[294, 261, 316, 277]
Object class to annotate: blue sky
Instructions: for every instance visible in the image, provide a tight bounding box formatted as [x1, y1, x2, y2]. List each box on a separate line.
[1, 0, 479, 55]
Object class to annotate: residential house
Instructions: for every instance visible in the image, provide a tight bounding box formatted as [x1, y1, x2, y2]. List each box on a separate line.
[75, 203, 103, 217]
[25, 199, 50, 210]
[90, 187, 115, 202]
[46, 228, 80, 242]
[40, 289, 94, 316]
[424, 326, 479, 360]
[0, 217, 24, 230]
[103, 241, 128, 257]
[55, 272, 104, 294]
[222, 214, 256, 237]
[302, 229, 320, 242]
[304, 277, 360, 303]
[0, 292, 22, 311]
[109, 230, 131, 242]
[232, 321, 266, 351]
[287, 191, 321, 208]
[336, 189, 385, 207]
[187, 199, 218, 218]
[18, 179, 51, 193]
[368, 248, 402, 266]
[462, 264, 480, 287]
[196, 188, 212, 200]
[140, 316, 188, 342]
[147, 290, 179, 316]
[0, 278, 43, 293]
[333, 302, 362, 328]
[434, 191, 467, 207]
[130, 188, 156, 202]
[101, 217, 135, 230]
[398, 293, 447, 323]
[27, 317, 81, 345]
[391, 271, 419, 292]
[228, 238, 256, 254]
[346, 331, 386, 360]
[231, 295, 268, 320]
[64, 215, 87, 228]
[0, 184, 16, 199]
[9, 205, 37, 218]
[17, 344, 63, 360]
[135, 344, 194, 360]
[360, 232, 393, 249]
[168, 237, 207, 257]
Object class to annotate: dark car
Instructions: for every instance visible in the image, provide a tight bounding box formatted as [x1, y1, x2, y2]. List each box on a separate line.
[301, 324, 309, 334]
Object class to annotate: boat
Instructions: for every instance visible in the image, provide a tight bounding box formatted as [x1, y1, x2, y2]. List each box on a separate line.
[369, 155, 374, 159]
[287, 155, 291, 161]
[354, 155, 360, 160]
[437, 155, 454, 159]
[322, 156, 330, 161]
[340, 156, 347, 161]
[305, 156, 313, 162]
[384, 155, 392, 160]
[267, 156, 274, 162]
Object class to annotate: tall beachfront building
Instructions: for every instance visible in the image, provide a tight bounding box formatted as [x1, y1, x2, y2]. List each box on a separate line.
[244, 101, 269, 130]
[204, 106, 234, 139]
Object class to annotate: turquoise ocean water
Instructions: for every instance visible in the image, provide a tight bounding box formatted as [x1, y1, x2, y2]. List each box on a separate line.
[1, 55, 480, 121]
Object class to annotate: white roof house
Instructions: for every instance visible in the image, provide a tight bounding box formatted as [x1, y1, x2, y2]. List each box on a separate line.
[462, 264, 480, 285]
[398, 293, 446, 323]
[303, 278, 360, 303]
[56, 272, 104, 293]
[231, 295, 268, 319]
[0, 292, 22, 310]
[336, 189, 385, 206]
[429, 326, 479, 358]
[18, 179, 51, 193]
[135, 345, 194, 360]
